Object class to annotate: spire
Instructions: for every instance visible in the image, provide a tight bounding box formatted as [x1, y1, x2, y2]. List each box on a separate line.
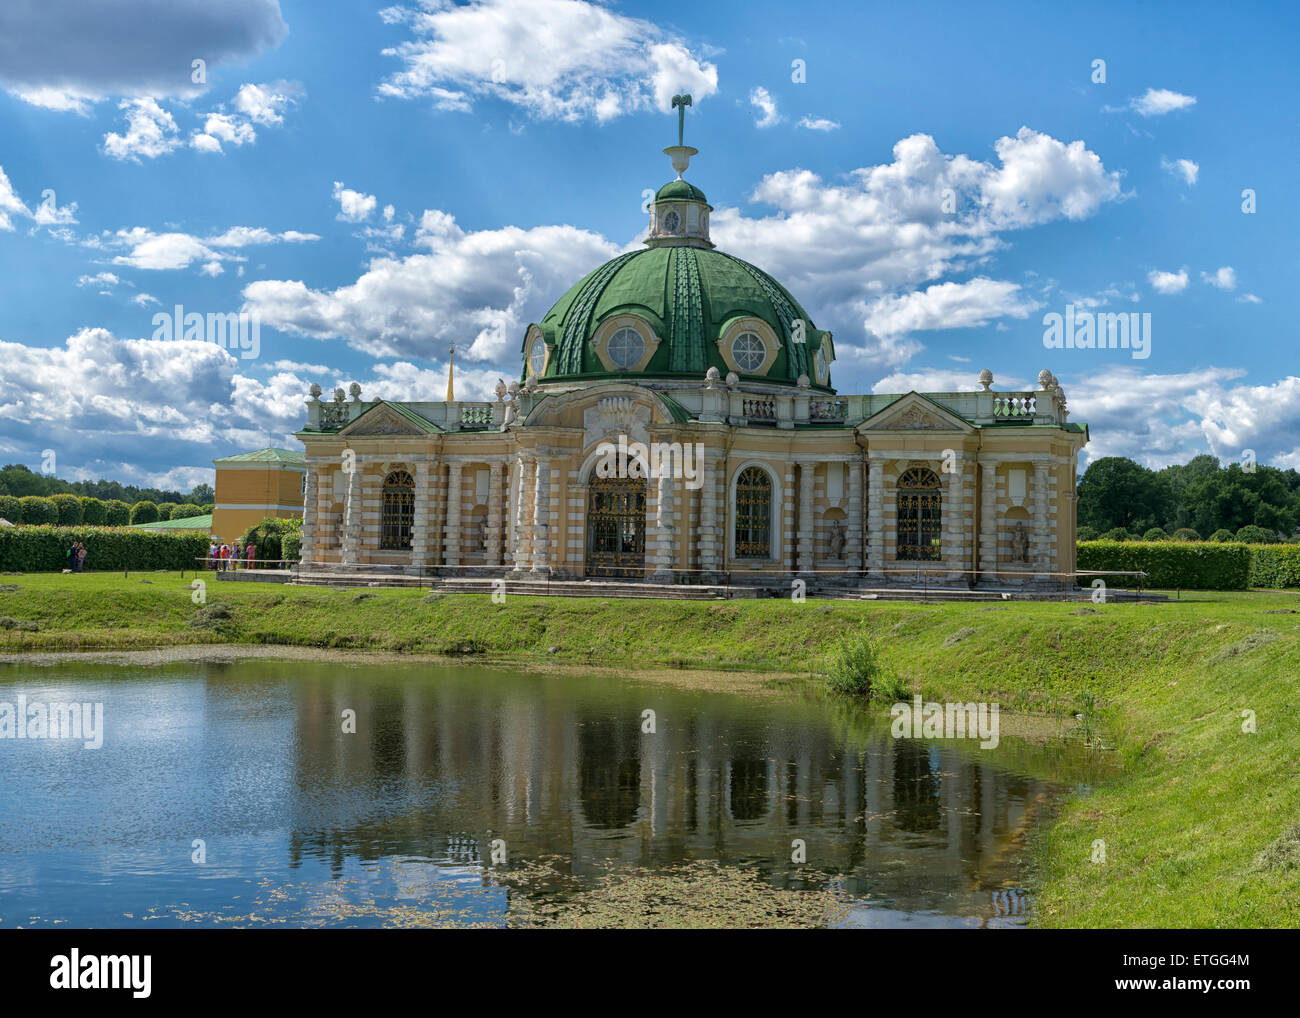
[664, 92, 697, 179]
[446, 343, 455, 402]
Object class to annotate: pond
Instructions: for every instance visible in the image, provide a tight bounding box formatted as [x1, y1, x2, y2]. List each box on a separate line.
[0, 656, 1113, 928]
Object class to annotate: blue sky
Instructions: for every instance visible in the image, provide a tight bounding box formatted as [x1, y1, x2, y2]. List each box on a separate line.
[0, 0, 1296, 491]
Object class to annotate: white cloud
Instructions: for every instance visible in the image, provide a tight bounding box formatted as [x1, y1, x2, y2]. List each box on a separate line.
[131, 293, 160, 307]
[874, 368, 1030, 394]
[0, 165, 78, 231]
[76, 272, 120, 289]
[243, 214, 621, 361]
[1067, 366, 1300, 470]
[378, 0, 717, 122]
[857, 278, 1039, 368]
[1238, 293, 1263, 304]
[1161, 156, 1199, 185]
[11, 87, 97, 115]
[1148, 268, 1188, 294]
[0, 0, 287, 107]
[750, 87, 781, 128]
[798, 116, 840, 132]
[232, 81, 300, 125]
[333, 181, 378, 223]
[710, 128, 1121, 366]
[191, 113, 257, 153]
[1202, 266, 1236, 290]
[1130, 88, 1197, 116]
[0, 327, 299, 486]
[107, 225, 320, 272]
[103, 99, 181, 161]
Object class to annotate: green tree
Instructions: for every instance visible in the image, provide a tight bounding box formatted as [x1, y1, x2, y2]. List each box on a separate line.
[50, 494, 84, 525]
[19, 496, 57, 525]
[80, 497, 107, 525]
[103, 500, 131, 526]
[1078, 458, 1171, 532]
[130, 501, 160, 525]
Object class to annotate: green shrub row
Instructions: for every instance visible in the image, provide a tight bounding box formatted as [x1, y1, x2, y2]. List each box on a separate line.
[0, 526, 209, 572]
[1076, 540, 1254, 590]
[0, 495, 210, 527]
[1248, 544, 1300, 589]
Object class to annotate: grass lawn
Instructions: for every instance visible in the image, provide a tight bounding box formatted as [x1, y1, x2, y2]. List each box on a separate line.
[1, 570, 1298, 928]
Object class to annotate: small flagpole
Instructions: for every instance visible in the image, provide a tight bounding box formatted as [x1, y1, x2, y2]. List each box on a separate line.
[446, 343, 455, 402]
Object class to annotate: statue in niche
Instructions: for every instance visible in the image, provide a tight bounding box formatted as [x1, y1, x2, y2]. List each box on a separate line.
[1012, 521, 1030, 563]
[477, 517, 490, 552]
[828, 519, 845, 560]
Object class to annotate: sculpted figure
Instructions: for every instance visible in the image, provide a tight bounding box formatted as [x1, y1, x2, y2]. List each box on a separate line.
[1013, 521, 1030, 563]
[828, 519, 845, 559]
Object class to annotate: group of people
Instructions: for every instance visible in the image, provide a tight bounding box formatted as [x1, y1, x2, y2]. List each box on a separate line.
[209, 542, 256, 571]
[65, 541, 87, 572]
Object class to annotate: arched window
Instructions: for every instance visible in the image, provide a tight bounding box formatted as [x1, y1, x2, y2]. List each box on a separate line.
[735, 467, 772, 559]
[896, 467, 941, 560]
[380, 470, 415, 549]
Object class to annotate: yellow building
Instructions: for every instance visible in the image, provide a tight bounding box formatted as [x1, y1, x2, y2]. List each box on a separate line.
[211, 447, 305, 543]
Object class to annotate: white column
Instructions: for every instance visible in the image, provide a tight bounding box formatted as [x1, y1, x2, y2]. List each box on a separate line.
[511, 454, 533, 573]
[797, 462, 815, 575]
[866, 457, 884, 580]
[340, 464, 362, 566]
[300, 466, 319, 564]
[444, 461, 463, 568]
[1033, 461, 1051, 582]
[846, 458, 864, 572]
[945, 460, 964, 581]
[530, 457, 550, 574]
[410, 460, 430, 570]
[650, 471, 675, 583]
[487, 461, 504, 566]
[698, 459, 717, 577]
[979, 460, 998, 583]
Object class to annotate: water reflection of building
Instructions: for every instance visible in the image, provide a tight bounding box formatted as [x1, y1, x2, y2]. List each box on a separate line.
[285, 671, 1080, 922]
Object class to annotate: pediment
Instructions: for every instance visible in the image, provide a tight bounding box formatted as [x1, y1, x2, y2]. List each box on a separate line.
[858, 392, 973, 434]
[338, 402, 439, 437]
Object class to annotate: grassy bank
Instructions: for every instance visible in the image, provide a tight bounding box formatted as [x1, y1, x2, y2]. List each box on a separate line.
[1, 571, 1298, 927]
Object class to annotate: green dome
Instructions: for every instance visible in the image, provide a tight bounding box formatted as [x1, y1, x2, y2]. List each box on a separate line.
[528, 246, 834, 389]
[655, 179, 709, 204]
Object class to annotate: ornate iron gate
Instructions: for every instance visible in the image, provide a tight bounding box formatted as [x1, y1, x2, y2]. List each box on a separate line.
[586, 478, 646, 578]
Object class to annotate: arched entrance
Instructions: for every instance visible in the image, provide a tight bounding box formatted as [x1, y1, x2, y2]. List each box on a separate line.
[586, 478, 646, 578]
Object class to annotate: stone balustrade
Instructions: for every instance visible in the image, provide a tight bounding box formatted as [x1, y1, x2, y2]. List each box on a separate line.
[302, 369, 1070, 434]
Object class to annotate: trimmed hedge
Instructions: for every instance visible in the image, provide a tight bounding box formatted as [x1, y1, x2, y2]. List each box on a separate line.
[1077, 540, 1253, 590]
[104, 500, 131, 526]
[19, 496, 57, 525]
[130, 501, 159, 525]
[80, 497, 107, 525]
[0, 494, 20, 524]
[1249, 545, 1300, 589]
[50, 493, 84, 526]
[0, 526, 209, 572]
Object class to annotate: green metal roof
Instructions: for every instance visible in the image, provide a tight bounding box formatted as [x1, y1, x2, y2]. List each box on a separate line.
[213, 447, 305, 466]
[531, 246, 832, 389]
[131, 513, 213, 531]
[655, 179, 709, 204]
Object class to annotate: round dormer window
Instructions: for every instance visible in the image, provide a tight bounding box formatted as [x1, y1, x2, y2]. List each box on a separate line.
[607, 327, 645, 369]
[529, 335, 547, 377]
[662, 209, 682, 234]
[731, 331, 766, 372]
